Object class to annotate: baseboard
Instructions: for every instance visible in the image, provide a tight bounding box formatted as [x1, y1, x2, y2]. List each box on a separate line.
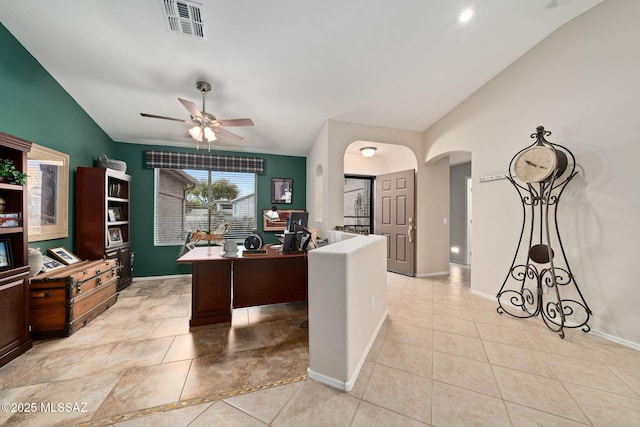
[585, 329, 640, 351]
[308, 308, 389, 392]
[415, 271, 449, 278]
[470, 288, 640, 350]
[307, 368, 347, 390]
[133, 274, 191, 281]
[470, 288, 495, 299]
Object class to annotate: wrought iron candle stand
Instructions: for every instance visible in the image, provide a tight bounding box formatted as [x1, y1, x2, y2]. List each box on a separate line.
[496, 126, 592, 338]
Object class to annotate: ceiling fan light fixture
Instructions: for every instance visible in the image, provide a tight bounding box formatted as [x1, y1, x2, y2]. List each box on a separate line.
[140, 80, 254, 150]
[204, 126, 217, 142]
[188, 125, 202, 139]
[360, 147, 377, 158]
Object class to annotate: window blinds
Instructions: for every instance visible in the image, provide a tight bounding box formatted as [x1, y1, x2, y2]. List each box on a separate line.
[154, 168, 257, 245]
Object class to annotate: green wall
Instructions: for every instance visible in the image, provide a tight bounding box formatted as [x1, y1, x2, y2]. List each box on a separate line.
[0, 23, 114, 253]
[1, 23, 307, 278]
[113, 142, 306, 277]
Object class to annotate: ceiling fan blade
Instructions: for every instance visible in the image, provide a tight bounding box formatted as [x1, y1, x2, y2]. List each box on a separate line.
[178, 98, 203, 118]
[213, 127, 244, 141]
[216, 118, 254, 127]
[140, 113, 188, 123]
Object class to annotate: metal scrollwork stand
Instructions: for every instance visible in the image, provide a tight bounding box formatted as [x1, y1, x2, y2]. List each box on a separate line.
[496, 126, 592, 338]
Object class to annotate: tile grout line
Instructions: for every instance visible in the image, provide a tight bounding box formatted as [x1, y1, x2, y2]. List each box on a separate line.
[78, 374, 308, 427]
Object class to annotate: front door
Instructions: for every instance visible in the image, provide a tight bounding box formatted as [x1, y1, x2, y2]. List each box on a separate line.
[375, 169, 416, 276]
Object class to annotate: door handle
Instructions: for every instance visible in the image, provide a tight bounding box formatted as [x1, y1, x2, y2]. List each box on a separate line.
[407, 217, 415, 243]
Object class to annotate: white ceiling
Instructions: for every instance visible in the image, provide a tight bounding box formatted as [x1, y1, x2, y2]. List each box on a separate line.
[0, 0, 602, 157]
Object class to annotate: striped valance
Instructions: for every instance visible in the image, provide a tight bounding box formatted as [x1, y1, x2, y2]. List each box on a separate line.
[144, 150, 264, 175]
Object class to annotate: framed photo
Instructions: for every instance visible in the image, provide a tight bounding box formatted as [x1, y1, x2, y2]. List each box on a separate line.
[0, 238, 13, 270]
[0, 213, 21, 228]
[111, 206, 122, 221]
[271, 178, 293, 204]
[108, 209, 117, 222]
[41, 254, 65, 272]
[48, 247, 81, 265]
[108, 227, 123, 245]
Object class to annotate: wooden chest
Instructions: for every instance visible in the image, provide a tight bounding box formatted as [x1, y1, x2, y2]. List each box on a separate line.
[29, 259, 119, 339]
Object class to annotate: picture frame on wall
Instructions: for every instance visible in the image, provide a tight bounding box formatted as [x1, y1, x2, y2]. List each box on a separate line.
[0, 238, 13, 269]
[48, 247, 81, 265]
[271, 178, 293, 204]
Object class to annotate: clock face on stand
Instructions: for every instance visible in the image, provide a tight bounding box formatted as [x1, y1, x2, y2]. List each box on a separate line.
[513, 145, 558, 183]
[243, 234, 262, 250]
[499, 126, 591, 338]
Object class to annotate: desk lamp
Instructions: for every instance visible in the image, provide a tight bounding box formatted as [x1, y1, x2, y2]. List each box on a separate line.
[264, 205, 280, 222]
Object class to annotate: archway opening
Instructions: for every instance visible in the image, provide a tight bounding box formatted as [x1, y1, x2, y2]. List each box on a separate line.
[344, 141, 418, 275]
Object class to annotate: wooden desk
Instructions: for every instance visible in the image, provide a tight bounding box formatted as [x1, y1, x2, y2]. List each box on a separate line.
[177, 245, 307, 328]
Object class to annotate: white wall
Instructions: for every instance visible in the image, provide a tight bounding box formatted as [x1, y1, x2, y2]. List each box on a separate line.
[423, 0, 640, 344]
[306, 121, 329, 235]
[308, 119, 451, 276]
[308, 234, 388, 390]
[416, 156, 450, 276]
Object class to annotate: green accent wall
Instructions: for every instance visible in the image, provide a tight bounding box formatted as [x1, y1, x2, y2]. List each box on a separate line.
[1, 23, 307, 277]
[0, 23, 114, 253]
[113, 142, 306, 277]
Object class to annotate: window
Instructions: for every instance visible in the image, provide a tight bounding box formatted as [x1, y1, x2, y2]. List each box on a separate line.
[27, 144, 69, 242]
[154, 168, 256, 245]
[343, 175, 374, 234]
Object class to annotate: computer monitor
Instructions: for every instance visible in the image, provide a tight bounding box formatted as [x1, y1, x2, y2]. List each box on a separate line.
[287, 211, 309, 232]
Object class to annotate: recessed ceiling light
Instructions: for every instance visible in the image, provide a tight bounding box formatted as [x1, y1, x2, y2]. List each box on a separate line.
[458, 6, 474, 23]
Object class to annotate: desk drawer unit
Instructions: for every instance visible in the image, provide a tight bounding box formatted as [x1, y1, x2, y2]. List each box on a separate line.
[29, 259, 118, 339]
[233, 255, 307, 308]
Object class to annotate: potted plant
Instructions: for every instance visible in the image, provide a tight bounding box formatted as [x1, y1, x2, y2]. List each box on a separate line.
[0, 159, 27, 185]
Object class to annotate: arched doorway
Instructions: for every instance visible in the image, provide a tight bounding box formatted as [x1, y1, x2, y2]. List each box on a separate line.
[344, 140, 418, 275]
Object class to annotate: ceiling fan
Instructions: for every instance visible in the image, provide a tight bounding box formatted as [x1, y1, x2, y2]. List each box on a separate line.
[140, 81, 254, 151]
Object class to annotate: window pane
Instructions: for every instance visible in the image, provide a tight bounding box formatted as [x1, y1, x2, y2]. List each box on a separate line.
[155, 168, 256, 245]
[343, 176, 372, 233]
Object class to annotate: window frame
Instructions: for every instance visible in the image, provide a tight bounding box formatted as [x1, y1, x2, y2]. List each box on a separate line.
[153, 168, 257, 246]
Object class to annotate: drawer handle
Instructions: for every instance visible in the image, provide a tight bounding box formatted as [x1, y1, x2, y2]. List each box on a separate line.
[33, 291, 52, 298]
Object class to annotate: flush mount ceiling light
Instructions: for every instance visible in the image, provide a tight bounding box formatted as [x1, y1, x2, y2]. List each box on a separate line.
[458, 6, 475, 23]
[360, 147, 377, 158]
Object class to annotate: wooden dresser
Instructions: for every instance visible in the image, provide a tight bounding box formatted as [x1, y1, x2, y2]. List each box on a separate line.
[29, 259, 118, 339]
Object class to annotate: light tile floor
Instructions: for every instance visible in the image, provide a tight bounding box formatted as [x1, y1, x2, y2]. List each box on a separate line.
[1, 265, 639, 426]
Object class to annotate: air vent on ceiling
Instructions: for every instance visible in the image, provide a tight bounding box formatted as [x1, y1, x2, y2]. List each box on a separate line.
[161, 0, 205, 38]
